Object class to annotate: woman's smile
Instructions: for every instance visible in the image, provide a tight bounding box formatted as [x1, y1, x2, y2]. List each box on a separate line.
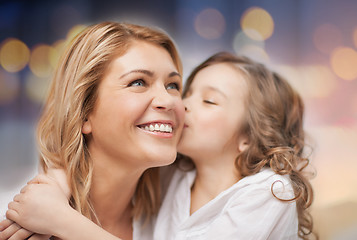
[137, 120, 175, 138]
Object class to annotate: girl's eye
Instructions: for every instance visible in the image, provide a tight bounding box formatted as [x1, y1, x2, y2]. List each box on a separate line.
[166, 82, 180, 91]
[203, 100, 217, 105]
[128, 79, 146, 87]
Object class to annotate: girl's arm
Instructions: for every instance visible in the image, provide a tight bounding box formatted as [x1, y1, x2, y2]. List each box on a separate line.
[3, 175, 122, 240]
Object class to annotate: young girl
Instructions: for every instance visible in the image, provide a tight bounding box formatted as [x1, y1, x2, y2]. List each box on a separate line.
[1, 53, 315, 239]
[154, 52, 314, 239]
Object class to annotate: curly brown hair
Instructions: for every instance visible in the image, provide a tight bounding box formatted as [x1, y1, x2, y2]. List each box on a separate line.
[181, 52, 316, 239]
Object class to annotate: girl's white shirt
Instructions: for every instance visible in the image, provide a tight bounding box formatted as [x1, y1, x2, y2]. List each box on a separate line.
[152, 167, 299, 240]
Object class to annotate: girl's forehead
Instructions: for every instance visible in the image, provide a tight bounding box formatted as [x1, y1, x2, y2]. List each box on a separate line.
[191, 63, 248, 94]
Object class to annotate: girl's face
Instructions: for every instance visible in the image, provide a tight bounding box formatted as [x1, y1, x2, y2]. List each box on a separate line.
[178, 63, 248, 163]
[83, 41, 185, 171]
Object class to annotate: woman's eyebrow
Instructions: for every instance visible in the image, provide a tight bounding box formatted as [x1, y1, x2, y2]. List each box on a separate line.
[168, 71, 181, 78]
[119, 69, 154, 79]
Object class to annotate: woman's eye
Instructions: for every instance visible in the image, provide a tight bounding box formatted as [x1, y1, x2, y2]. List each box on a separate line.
[128, 79, 146, 87]
[203, 100, 217, 105]
[166, 82, 180, 91]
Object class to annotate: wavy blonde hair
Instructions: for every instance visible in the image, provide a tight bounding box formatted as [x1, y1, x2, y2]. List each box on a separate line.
[181, 52, 316, 239]
[37, 22, 182, 222]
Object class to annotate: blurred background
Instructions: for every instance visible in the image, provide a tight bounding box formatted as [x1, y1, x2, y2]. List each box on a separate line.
[0, 0, 356, 239]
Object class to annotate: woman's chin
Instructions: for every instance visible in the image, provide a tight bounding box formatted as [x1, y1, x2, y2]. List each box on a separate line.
[148, 151, 177, 167]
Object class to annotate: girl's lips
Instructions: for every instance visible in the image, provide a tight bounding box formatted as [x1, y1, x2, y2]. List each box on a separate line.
[184, 123, 189, 128]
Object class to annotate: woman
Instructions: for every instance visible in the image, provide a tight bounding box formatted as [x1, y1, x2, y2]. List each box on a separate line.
[0, 21, 185, 240]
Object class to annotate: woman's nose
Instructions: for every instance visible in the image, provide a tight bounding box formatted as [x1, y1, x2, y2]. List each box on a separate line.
[152, 87, 175, 111]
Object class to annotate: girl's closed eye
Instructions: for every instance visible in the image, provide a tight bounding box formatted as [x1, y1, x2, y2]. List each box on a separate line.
[128, 79, 146, 87]
[203, 99, 217, 105]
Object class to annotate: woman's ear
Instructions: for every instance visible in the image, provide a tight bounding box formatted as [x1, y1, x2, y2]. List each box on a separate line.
[82, 118, 92, 134]
[237, 135, 249, 152]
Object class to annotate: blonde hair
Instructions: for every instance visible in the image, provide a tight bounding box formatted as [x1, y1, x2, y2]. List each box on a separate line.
[37, 22, 182, 222]
[181, 52, 316, 239]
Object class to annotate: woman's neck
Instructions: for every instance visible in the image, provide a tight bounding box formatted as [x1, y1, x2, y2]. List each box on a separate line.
[89, 153, 144, 239]
[190, 155, 241, 214]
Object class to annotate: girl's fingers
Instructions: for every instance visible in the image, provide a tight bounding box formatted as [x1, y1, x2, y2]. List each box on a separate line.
[12, 194, 22, 203]
[7, 228, 33, 240]
[7, 201, 20, 212]
[6, 209, 19, 223]
[0, 222, 21, 240]
[0, 219, 13, 231]
[27, 175, 51, 185]
[20, 185, 30, 194]
[28, 234, 51, 240]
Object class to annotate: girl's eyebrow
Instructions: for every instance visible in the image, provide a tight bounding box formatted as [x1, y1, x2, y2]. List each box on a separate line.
[119, 69, 154, 79]
[205, 86, 227, 99]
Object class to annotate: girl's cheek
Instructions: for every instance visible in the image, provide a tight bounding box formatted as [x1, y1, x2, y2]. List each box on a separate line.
[175, 99, 186, 122]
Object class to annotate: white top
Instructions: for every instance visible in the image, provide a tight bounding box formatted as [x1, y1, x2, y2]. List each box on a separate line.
[153, 167, 299, 240]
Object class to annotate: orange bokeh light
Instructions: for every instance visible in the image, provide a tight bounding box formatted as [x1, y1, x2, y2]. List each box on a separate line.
[0, 38, 30, 72]
[29, 44, 56, 78]
[241, 7, 274, 41]
[330, 47, 357, 81]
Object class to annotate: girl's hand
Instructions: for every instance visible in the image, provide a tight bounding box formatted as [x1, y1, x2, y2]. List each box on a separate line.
[0, 219, 49, 240]
[45, 168, 71, 199]
[5, 174, 71, 237]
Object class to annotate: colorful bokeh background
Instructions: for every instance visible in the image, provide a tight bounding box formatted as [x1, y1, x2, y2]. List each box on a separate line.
[0, 0, 356, 239]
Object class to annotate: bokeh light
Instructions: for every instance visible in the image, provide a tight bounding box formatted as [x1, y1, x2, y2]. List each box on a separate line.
[277, 64, 337, 98]
[0, 38, 30, 73]
[239, 45, 269, 63]
[240, 7, 274, 41]
[308, 125, 357, 206]
[313, 24, 343, 55]
[66, 24, 87, 42]
[194, 8, 225, 40]
[0, 69, 20, 105]
[330, 47, 357, 81]
[25, 72, 51, 104]
[353, 27, 357, 49]
[233, 30, 265, 56]
[29, 44, 56, 78]
[50, 39, 67, 69]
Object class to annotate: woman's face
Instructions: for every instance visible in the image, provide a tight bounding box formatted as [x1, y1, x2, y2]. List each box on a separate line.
[83, 41, 185, 170]
[178, 63, 248, 163]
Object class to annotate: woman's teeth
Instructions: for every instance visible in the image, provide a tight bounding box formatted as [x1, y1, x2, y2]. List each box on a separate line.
[140, 123, 173, 133]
